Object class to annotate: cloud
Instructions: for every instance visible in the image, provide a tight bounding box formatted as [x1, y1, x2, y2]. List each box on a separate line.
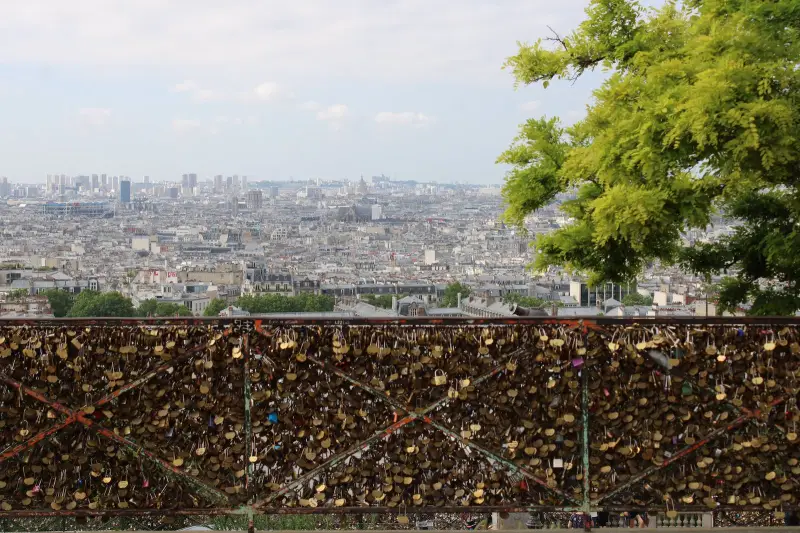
[317, 104, 348, 121]
[78, 107, 112, 126]
[374, 111, 432, 126]
[0, 0, 588, 82]
[215, 115, 258, 125]
[171, 119, 202, 133]
[172, 80, 198, 93]
[171, 80, 223, 102]
[251, 82, 287, 101]
[520, 100, 541, 112]
[299, 100, 321, 111]
[173, 80, 291, 103]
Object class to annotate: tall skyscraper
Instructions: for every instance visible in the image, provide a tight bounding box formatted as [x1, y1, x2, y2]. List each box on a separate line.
[120, 180, 131, 203]
[242, 176, 248, 190]
[91, 174, 99, 191]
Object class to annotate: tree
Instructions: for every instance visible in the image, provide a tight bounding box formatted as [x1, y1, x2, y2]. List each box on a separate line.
[42, 289, 75, 317]
[155, 302, 193, 317]
[441, 282, 471, 308]
[68, 291, 135, 317]
[622, 292, 653, 307]
[500, 0, 800, 315]
[361, 294, 405, 309]
[204, 298, 229, 317]
[504, 292, 564, 308]
[236, 293, 335, 314]
[136, 299, 192, 317]
[7, 289, 29, 301]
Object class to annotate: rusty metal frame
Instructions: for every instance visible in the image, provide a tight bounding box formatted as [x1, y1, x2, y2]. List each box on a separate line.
[0, 317, 798, 524]
[282, 349, 578, 505]
[0, 316, 799, 325]
[0, 344, 229, 505]
[594, 397, 786, 505]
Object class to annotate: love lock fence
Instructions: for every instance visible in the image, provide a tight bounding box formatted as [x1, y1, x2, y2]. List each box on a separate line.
[0, 317, 798, 530]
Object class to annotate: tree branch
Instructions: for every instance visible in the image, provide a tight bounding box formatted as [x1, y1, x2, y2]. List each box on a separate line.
[545, 26, 569, 52]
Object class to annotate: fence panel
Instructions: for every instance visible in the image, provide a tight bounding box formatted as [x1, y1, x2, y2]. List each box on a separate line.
[0, 318, 797, 523]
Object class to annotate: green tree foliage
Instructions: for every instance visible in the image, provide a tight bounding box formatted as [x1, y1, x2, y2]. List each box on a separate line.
[7, 289, 30, 301]
[503, 292, 546, 308]
[441, 282, 472, 308]
[41, 289, 75, 317]
[204, 298, 229, 317]
[68, 291, 136, 317]
[361, 294, 408, 309]
[500, 0, 800, 315]
[622, 292, 654, 307]
[236, 293, 335, 314]
[504, 292, 565, 308]
[136, 298, 193, 317]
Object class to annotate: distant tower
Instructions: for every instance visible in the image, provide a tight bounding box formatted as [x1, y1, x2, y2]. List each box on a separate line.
[120, 180, 131, 203]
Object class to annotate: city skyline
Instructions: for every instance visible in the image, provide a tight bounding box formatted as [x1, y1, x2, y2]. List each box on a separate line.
[0, 0, 607, 184]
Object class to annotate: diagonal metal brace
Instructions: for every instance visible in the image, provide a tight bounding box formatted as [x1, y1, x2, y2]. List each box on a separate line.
[307, 350, 580, 505]
[250, 336, 526, 509]
[253, 415, 417, 508]
[594, 396, 786, 505]
[0, 343, 203, 463]
[0, 417, 76, 463]
[0, 373, 229, 505]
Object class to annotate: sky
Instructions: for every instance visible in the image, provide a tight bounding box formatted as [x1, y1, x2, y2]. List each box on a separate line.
[0, 0, 608, 184]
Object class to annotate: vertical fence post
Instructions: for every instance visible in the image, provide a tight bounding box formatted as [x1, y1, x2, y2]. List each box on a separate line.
[243, 331, 253, 494]
[581, 359, 592, 530]
[243, 328, 255, 532]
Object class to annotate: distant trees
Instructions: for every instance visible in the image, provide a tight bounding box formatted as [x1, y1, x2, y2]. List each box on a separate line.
[236, 293, 334, 314]
[502, 292, 551, 308]
[42, 289, 75, 317]
[68, 291, 136, 317]
[622, 292, 654, 307]
[203, 298, 229, 317]
[441, 283, 471, 308]
[6, 289, 30, 301]
[37, 289, 335, 317]
[503, 292, 565, 308]
[361, 294, 410, 309]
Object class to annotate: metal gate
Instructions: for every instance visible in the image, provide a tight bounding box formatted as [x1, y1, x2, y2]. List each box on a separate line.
[0, 318, 797, 526]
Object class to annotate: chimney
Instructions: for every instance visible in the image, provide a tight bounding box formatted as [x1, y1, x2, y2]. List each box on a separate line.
[392, 295, 398, 313]
[457, 292, 462, 309]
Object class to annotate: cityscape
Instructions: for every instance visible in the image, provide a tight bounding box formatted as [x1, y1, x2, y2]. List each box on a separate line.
[0, 172, 735, 319]
[2, 0, 800, 529]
